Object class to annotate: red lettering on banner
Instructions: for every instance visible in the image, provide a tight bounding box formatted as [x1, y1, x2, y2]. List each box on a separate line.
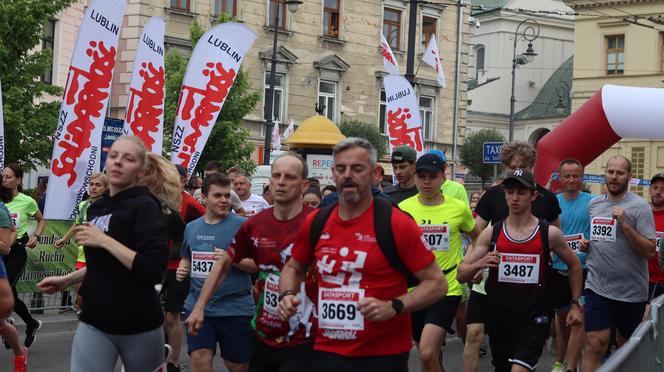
[53, 41, 115, 186]
[380, 42, 396, 66]
[126, 62, 164, 150]
[430, 49, 441, 73]
[387, 107, 423, 151]
[176, 62, 236, 167]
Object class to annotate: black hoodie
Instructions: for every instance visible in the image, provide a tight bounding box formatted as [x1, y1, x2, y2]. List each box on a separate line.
[78, 186, 168, 334]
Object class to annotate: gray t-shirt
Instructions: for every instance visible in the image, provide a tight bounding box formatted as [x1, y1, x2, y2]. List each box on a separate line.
[586, 192, 656, 302]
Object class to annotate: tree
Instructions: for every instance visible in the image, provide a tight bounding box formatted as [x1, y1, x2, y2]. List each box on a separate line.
[339, 119, 387, 159]
[162, 16, 260, 175]
[0, 0, 75, 170]
[459, 129, 505, 188]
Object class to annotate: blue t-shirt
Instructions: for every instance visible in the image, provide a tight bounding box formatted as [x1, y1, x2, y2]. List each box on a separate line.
[182, 214, 254, 317]
[553, 192, 596, 270]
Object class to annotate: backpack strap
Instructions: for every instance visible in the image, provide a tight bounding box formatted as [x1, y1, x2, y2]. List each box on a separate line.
[309, 203, 337, 250]
[489, 220, 504, 252]
[373, 197, 419, 285]
[538, 219, 551, 266]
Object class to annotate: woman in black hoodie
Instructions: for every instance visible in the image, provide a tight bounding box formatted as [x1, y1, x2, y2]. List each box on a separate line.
[38, 136, 169, 372]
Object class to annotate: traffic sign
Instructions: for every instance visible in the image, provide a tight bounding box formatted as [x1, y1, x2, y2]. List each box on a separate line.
[483, 142, 504, 164]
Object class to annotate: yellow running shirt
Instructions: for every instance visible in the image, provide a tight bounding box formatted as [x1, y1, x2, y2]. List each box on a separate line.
[399, 194, 475, 296]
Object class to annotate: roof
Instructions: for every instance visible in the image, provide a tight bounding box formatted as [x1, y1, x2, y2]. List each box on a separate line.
[516, 56, 573, 121]
[470, 0, 510, 15]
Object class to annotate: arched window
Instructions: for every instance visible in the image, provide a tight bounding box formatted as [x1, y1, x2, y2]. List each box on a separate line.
[474, 45, 485, 80]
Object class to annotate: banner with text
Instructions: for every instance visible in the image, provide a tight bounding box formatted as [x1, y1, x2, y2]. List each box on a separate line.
[101, 117, 125, 171]
[123, 16, 166, 154]
[170, 23, 257, 175]
[0, 79, 4, 171]
[379, 33, 400, 75]
[44, 0, 126, 220]
[383, 74, 424, 158]
[17, 220, 77, 294]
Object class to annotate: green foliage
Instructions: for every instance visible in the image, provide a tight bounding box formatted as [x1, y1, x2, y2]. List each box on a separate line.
[162, 15, 259, 176]
[339, 120, 387, 159]
[459, 129, 505, 187]
[0, 0, 75, 170]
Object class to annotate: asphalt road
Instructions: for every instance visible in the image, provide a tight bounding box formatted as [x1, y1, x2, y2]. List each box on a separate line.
[4, 319, 559, 371]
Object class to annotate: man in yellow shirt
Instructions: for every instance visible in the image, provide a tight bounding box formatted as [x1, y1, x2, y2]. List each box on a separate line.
[399, 153, 480, 372]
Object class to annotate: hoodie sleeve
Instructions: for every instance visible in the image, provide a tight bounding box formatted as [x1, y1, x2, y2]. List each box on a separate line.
[131, 197, 169, 285]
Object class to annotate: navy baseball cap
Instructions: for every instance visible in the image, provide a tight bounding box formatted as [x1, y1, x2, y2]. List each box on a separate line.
[416, 153, 445, 174]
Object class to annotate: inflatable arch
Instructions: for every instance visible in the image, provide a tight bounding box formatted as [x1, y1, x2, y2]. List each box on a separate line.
[534, 84, 664, 186]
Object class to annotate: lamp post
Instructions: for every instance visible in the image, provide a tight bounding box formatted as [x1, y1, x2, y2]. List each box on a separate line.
[263, 0, 302, 165]
[555, 81, 571, 114]
[509, 18, 539, 142]
[404, 0, 420, 86]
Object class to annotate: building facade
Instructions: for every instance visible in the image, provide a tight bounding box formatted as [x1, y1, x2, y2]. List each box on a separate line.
[100, 0, 471, 165]
[565, 0, 664, 195]
[466, 0, 574, 145]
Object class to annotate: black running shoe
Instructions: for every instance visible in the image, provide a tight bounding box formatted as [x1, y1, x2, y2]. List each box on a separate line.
[24, 320, 42, 348]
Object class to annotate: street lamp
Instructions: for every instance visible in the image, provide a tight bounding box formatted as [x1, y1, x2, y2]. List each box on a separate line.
[555, 81, 571, 114]
[263, 0, 302, 165]
[508, 18, 539, 142]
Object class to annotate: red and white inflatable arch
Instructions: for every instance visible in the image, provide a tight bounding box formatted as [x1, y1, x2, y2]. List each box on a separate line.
[534, 84, 664, 186]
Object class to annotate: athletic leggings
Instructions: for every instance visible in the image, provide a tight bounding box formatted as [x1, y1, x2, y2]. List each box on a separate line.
[71, 322, 164, 372]
[2, 236, 35, 325]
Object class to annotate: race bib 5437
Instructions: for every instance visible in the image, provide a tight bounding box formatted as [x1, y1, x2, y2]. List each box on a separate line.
[191, 251, 215, 279]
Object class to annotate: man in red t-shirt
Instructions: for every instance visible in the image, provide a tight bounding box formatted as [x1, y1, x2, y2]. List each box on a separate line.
[277, 138, 447, 372]
[184, 154, 317, 372]
[648, 173, 664, 299]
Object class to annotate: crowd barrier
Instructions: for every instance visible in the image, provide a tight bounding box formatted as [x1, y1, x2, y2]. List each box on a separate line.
[598, 294, 664, 371]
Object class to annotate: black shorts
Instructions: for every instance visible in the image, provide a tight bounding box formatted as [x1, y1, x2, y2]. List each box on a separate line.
[311, 351, 408, 372]
[161, 269, 190, 313]
[551, 269, 587, 311]
[249, 335, 313, 372]
[584, 289, 646, 338]
[488, 317, 550, 372]
[466, 291, 488, 325]
[411, 295, 461, 342]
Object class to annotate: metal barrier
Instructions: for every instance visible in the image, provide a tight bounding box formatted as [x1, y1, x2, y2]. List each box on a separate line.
[598, 294, 664, 371]
[18, 290, 77, 312]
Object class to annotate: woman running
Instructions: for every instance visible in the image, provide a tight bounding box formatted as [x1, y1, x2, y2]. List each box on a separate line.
[37, 136, 169, 372]
[2, 164, 45, 348]
[0, 197, 27, 371]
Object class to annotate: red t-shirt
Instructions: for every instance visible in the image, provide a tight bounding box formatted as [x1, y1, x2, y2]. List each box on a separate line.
[291, 201, 434, 357]
[229, 205, 316, 348]
[169, 191, 206, 270]
[647, 209, 664, 284]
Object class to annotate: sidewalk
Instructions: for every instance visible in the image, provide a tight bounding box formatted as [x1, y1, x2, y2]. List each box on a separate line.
[11, 309, 79, 334]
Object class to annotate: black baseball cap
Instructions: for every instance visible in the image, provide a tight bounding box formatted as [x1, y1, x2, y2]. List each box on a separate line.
[502, 168, 536, 190]
[391, 145, 417, 163]
[415, 153, 445, 174]
[651, 173, 664, 184]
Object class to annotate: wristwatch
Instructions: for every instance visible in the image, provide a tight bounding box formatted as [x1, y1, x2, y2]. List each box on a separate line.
[391, 299, 404, 314]
[570, 298, 581, 307]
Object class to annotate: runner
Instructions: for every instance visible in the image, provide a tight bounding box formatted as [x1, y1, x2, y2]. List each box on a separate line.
[550, 159, 595, 372]
[427, 149, 469, 205]
[193, 162, 245, 215]
[2, 163, 45, 348]
[37, 136, 170, 372]
[302, 189, 322, 208]
[185, 153, 316, 372]
[458, 168, 583, 372]
[0, 198, 26, 371]
[581, 156, 656, 372]
[278, 138, 447, 372]
[398, 153, 480, 372]
[647, 173, 664, 299]
[234, 174, 270, 216]
[463, 141, 561, 372]
[54, 172, 108, 309]
[383, 145, 417, 205]
[176, 173, 254, 372]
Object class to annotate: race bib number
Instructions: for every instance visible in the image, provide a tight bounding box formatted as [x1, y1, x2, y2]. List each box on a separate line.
[656, 232, 663, 249]
[591, 217, 616, 242]
[498, 253, 540, 284]
[420, 224, 451, 251]
[9, 212, 19, 229]
[263, 273, 280, 315]
[564, 233, 584, 253]
[318, 288, 364, 331]
[191, 251, 215, 279]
